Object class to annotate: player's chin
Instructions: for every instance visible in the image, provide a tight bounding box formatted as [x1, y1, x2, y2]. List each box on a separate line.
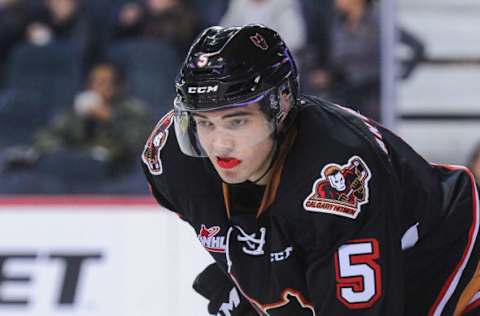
[216, 169, 247, 184]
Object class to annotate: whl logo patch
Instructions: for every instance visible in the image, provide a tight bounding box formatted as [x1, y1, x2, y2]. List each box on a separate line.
[198, 225, 226, 253]
[303, 156, 371, 219]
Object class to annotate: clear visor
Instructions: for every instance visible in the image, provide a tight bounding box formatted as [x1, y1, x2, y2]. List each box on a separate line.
[173, 97, 276, 158]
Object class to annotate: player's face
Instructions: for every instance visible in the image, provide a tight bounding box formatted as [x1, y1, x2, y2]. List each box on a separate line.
[192, 102, 275, 184]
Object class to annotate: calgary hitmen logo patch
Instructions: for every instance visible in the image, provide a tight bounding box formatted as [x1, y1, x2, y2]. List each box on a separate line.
[142, 110, 174, 175]
[303, 156, 371, 219]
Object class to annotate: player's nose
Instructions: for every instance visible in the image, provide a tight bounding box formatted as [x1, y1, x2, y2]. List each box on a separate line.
[211, 132, 234, 156]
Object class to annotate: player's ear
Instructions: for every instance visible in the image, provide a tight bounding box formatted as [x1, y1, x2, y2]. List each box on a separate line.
[279, 85, 291, 109]
[276, 88, 292, 130]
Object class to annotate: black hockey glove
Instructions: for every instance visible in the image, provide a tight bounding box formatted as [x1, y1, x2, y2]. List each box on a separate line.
[193, 263, 258, 316]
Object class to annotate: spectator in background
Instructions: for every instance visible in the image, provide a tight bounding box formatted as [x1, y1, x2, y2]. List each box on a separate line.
[299, 0, 334, 71]
[4, 62, 152, 179]
[25, 0, 90, 46]
[0, 0, 31, 84]
[219, 0, 307, 56]
[467, 142, 480, 184]
[305, 0, 381, 120]
[304, 0, 425, 122]
[113, 0, 198, 57]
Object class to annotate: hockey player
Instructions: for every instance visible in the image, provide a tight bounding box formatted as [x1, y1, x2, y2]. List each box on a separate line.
[142, 24, 480, 315]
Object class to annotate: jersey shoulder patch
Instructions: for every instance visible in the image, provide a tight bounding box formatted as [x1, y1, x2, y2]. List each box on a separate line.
[142, 110, 174, 175]
[303, 155, 371, 219]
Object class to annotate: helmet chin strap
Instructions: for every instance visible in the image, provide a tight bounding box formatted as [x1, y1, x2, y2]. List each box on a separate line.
[251, 140, 280, 185]
[250, 103, 296, 185]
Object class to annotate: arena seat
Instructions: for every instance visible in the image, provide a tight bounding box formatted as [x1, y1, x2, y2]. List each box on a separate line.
[106, 39, 180, 117]
[5, 40, 83, 117]
[0, 90, 49, 146]
[0, 40, 83, 149]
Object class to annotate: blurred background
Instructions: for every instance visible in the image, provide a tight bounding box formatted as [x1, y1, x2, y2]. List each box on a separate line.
[0, 0, 479, 315]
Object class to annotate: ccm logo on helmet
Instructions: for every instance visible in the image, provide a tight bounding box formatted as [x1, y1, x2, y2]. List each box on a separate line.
[188, 85, 219, 94]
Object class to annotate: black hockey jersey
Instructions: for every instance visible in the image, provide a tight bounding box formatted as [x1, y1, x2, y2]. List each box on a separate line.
[142, 96, 480, 315]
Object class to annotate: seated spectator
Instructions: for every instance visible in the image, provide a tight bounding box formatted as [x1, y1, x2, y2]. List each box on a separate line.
[25, 0, 90, 47]
[112, 0, 198, 57]
[3, 62, 152, 178]
[219, 0, 307, 56]
[305, 0, 380, 120]
[304, 0, 425, 122]
[299, 0, 334, 71]
[0, 0, 31, 84]
[467, 142, 480, 184]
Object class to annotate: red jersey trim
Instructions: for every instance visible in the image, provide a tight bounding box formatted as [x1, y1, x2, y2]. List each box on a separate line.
[428, 164, 480, 316]
[0, 195, 157, 207]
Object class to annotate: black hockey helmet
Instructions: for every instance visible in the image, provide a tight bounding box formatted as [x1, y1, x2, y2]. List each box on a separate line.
[174, 24, 299, 157]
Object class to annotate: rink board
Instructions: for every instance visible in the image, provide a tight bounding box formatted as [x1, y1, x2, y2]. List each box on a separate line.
[0, 197, 213, 316]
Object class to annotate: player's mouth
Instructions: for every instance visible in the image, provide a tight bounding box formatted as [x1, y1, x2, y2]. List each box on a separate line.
[217, 157, 242, 169]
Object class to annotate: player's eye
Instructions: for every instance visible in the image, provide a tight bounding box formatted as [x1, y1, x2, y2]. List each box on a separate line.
[194, 118, 213, 130]
[226, 118, 248, 129]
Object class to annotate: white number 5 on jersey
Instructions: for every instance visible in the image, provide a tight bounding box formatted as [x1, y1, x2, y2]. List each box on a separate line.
[334, 239, 382, 309]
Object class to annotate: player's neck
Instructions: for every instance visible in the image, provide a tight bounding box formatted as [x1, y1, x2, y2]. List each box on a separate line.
[249, 143, 278, 185]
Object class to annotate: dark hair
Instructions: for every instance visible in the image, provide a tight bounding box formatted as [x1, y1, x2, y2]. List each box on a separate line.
[87, 61, 126, 87]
